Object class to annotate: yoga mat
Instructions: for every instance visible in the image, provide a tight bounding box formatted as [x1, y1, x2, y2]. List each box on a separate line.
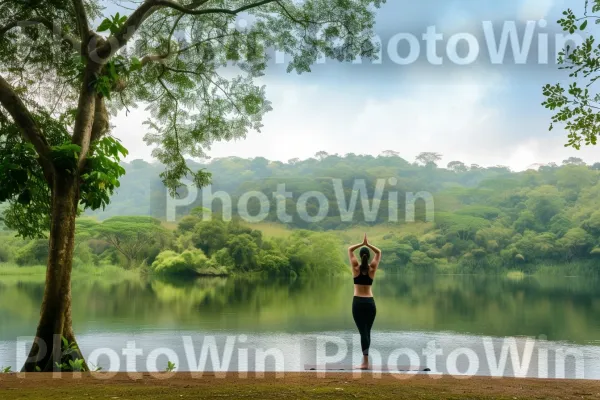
[304, 364, 431, 372]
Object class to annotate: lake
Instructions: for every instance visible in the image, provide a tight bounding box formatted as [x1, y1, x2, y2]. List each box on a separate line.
[1, 272, 600, 378]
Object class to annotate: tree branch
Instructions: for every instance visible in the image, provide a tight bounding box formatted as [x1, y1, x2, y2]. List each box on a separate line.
[0, 17, 82, 50]
[140, 32, 237, 66]
[0, 75, 55, 183]
[140, 53, 169, 66]
[91, 0, 159, 62]
[91, 0, 276, 62]
[153, 0, 276, 16]
[71, 64, 102, 170]
[71, 0, 91, 47]
[90, 95, 109, 143]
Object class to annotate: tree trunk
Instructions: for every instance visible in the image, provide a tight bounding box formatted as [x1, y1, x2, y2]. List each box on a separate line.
[21, 174, 88, 372]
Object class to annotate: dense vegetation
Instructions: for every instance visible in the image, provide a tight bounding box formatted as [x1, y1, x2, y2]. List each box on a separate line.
[0, 214, 347, 278]
[2, 153, 600, 275]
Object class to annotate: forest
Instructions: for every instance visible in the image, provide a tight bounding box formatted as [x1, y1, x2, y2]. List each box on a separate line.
[1, 152, 600, 276]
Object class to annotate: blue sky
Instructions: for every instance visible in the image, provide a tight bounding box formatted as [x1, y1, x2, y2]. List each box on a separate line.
[108, 0, 600, 170]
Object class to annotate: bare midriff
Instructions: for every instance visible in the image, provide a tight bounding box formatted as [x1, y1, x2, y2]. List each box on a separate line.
[353, 284, 373, 297]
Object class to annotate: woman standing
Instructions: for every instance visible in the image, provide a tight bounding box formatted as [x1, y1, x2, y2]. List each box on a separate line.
[348, 233, 381, 370]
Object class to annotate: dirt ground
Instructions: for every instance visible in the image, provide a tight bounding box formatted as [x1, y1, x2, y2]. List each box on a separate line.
[1, 372, 600, 399]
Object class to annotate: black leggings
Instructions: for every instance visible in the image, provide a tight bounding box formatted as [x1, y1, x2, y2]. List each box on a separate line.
[352, 296, 376, 356]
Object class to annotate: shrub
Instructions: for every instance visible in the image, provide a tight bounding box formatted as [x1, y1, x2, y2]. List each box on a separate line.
[211, 248, 235, 269]
[409, 251, 435, 268]
[0, 242, 12, 262]
[15, 240, 49, 266]
[73, 243, 94, 268]
[151, 249, 229, 276]
[257, 251, 290, 276]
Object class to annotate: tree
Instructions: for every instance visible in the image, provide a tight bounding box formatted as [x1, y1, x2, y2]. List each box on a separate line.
[487, 165, 511, 173]
[562, 157, 586, 166]
[556, 165, 596, 193]
[513, 231, 559, 262]
[549, 213, 573, 237]
[524, 185, 564, 227]
[315, 151, 329, 160]
[434, 213, 489, 241]
[447, 160, 468, 173]
[582, 211, 600, 235]
[227, 233, 259, 271]
[415, 152, 442, 167]
[514, 210, 540, 233]
[543, 1, 600, 148]
[192, 219, 228, 256]
[93, 216, 168, 267]
[0, 0, 382, 372]
[409, 250, 435, 268]
[381, 150, 399, 157]
[557, 228, 594, 261]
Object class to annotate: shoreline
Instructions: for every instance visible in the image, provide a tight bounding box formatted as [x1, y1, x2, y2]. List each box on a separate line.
[1, 372, 599, 399]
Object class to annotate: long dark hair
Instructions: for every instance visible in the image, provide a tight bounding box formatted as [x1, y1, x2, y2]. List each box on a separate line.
[359, 247, 370, 275]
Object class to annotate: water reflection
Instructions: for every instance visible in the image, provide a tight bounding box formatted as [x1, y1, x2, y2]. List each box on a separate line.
[2, 273, 600, 343]
[0, 274, 600, 376]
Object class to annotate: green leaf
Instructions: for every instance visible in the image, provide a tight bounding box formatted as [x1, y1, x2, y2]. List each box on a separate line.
[130, 57, 142, 72]
[580, 20, 588, 30]
[17, 189, 31, 205]
[97, 19, 112, 32]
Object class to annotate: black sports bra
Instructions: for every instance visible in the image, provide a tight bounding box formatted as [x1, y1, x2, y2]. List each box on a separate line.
[354, 271, 374, 286]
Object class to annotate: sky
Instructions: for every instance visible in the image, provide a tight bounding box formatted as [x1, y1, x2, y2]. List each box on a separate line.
[108, 0, 600, 171]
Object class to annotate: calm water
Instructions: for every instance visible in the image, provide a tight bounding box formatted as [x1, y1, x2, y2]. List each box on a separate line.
[1, 273, 600, 378]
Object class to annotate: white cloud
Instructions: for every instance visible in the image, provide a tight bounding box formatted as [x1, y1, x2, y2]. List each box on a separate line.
[111, 107, 154, 162]
[347, 71, 515, 167]
[506, 135, 600, 170]
[110, 68, 598, 172]
[518, 0, 554, 22]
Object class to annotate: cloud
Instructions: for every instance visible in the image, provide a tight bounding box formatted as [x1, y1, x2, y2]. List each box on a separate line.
[347, 71, 512, 166]
[518, 0, 554, 22]
[111, 68, 598, 172]
[110, 107, 155, 162]
[506, 135, 600, 170]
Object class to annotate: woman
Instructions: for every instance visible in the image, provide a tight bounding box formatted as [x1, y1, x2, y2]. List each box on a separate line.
[348, 233, 381, 370]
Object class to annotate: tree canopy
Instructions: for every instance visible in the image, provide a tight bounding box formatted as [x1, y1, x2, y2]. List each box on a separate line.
[543, 0, 600, 149]
[0, 0, 384, 238]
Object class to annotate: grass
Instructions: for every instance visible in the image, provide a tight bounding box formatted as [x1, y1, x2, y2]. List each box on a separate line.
[242, 221, 293, 238]
[239, 220, 435, 244]
[506, 270, 527, 280]
[0, 262, 140, 282]
[0, 263, 46, 276]
[0, 372, 598, 400]
[533, 261, 599, 277]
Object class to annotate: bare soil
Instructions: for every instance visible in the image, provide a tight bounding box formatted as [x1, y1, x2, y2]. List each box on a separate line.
[1, 372, 600, 399]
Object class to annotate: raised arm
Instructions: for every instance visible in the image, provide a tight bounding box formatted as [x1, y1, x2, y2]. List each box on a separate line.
[365, 240, 382, 267]
[347, 234, 368, 267]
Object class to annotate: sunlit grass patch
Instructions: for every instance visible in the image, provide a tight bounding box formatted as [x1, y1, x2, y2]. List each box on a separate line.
[0, 262, 140, 283]
[506, 270, 526, 280]
[0, 263, 46, 276]
[242, 222, 293, 238]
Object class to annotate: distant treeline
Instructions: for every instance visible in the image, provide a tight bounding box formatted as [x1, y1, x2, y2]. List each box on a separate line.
[2, 153, 600, 275]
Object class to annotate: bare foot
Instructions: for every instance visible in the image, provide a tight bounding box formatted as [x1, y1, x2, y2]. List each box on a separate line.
[353, 364, 369, 370]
